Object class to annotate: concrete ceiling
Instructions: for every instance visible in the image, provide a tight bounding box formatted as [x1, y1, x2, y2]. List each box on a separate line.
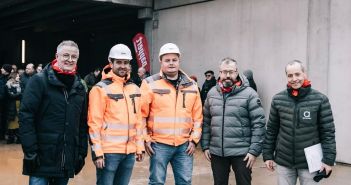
[0, 0, 149, 33]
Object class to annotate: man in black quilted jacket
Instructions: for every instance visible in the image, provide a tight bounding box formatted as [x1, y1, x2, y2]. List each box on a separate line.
[263, 60, 336, 185]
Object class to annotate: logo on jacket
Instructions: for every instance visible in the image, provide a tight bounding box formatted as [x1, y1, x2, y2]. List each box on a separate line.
[302, 111, 311, 120]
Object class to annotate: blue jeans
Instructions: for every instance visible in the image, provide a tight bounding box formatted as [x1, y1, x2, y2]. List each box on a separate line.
[96, 153, 135, 185]
[29, 176, 69, 185]
[149, 142, 193, 185]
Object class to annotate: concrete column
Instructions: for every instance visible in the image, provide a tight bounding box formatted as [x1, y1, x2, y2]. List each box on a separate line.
[306, 0, 331, 94]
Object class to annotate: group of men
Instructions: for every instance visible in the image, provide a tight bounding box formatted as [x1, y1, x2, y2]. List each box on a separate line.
[17, 40, 336, 185]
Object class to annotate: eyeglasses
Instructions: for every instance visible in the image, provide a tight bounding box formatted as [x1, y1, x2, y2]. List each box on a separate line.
[220, 70, 237, 75]
[61, 53, 79, 61]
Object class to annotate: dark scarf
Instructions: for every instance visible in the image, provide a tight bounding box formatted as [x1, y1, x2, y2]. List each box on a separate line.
[51, 59, 76, 90]
[287, 79, 311, 98]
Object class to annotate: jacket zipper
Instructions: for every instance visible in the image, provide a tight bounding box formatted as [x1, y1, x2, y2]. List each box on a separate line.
[61, 88, 68, 170]
[293, 102, 298, 166]
[222, 94, 226, 157]
[123, 83, 130, 153]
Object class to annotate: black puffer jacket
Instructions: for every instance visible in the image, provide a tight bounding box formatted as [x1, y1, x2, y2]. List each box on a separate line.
[201, 74, 266, 157]
[19, 64, 88, 178]
[262, 86, 336, 168]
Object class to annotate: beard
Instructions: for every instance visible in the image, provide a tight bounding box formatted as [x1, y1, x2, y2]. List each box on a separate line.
[222, 78, 234, 87]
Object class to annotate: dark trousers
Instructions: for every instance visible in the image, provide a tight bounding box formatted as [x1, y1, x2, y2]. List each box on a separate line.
[211, 154, 252, 185]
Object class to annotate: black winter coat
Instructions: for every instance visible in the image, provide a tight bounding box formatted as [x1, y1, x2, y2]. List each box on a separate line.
[262, 86, 336, 168]
[19, 64, 88, 178]
[200, 77, 217, 104]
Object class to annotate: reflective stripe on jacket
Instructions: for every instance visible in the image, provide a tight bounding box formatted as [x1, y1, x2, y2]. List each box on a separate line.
[140, 70, 203, 146]
[88, 66, 144, 157]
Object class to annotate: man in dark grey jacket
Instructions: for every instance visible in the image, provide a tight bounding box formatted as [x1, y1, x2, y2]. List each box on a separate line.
[262, 60, 336, 185]
[201, 57, 266, 185]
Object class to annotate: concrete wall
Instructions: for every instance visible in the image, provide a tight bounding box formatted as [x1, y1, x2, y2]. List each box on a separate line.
[150, 0, 351, 163]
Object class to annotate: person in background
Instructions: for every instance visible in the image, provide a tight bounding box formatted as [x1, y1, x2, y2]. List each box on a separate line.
[12, 64, 18, 73]
[20, 63, 36, 91]
[243, 69, 257, 92]
[84, 68, 101, 92]
[200, 70, 216, 104]
[36, 64, 43, 73]
[0, 64, 12, 140]
[6, 72, 21, 144]
[134, 67, 150, 87]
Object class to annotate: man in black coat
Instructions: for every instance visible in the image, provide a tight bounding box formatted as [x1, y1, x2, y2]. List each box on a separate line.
[20, 63, 36, 92]
[263, 60, 336, 185]
[200, 70, 216, 104]
[83, 68, 101, 92]
[19, 40, 88, 185]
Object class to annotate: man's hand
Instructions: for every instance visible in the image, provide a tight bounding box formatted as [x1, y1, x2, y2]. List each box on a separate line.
[136, 153, 144, 162]
[243, 153, 256, 169]
[94, 158, 105, 169]
[320, 162, 332, 175]
[204, 149, 211, 161]
[185, 142, 196, 156]
[265, 160, 275, 172]
[144, 141, 155, 156]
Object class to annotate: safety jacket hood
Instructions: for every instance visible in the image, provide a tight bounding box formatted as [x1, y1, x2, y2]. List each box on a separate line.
[159, 69, 194, 88]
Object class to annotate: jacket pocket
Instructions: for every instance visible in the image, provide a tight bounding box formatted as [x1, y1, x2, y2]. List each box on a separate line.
[180, 90, 197, 108]
[107, 94, 124, 101]
[37, 133, 60, 166]
[152, 89, 171, 95]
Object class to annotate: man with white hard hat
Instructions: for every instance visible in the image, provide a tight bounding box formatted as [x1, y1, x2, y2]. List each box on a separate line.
[88, 44, 144, 185]
[140, 43, 203, 185]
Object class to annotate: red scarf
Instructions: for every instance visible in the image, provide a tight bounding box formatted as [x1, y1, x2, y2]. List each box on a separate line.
[51, 59, 77, 75]
[288, 79, 311, 96]
[219, 80, 242, 93]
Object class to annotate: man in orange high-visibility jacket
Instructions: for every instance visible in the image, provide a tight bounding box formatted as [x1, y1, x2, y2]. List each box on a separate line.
[140, 43, 203, 185]
[88, 44, 144, 185]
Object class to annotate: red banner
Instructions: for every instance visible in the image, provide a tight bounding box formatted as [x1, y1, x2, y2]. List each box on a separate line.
[132, 33, 150, 72]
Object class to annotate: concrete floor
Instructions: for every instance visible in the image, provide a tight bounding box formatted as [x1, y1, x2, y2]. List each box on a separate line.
[0, 142, 350, 185]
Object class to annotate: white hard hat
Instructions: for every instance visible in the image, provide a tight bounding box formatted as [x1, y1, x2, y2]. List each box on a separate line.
[159, 43, 181, 59]
[108, 44, 132, 60]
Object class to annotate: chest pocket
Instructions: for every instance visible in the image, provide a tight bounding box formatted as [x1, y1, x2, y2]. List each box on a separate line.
[298, 107, 317, 126]
[107, 94, 124, 101]
[152, 89, 171, 95]
[129, 94, 141, 113]
[180, 90, 197, 108]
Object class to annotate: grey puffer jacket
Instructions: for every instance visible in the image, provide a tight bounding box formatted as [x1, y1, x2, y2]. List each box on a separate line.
[201, 74, 266, 157]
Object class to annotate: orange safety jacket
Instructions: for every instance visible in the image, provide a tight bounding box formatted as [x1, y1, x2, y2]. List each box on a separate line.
[88, 65, 144, 158]
[140, 70, 203, 146]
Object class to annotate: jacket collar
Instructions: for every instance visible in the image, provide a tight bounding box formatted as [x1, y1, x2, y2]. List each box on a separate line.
[101, 64, 130, 85]
[159, 69, 194, 89]
[44, 63, 83, 93]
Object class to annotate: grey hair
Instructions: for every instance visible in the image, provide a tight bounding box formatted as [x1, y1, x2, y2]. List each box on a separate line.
[56, 40, 79, 54]
[285, 60, 305, 74]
